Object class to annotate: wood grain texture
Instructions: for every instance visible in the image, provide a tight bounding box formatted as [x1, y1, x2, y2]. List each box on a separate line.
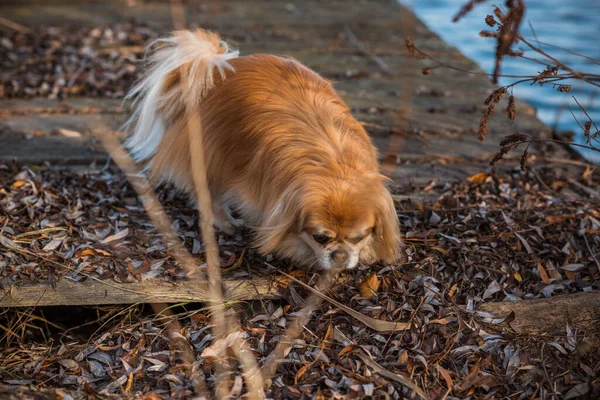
[0, 277, 280, 307]
[479, 291, 600, 334]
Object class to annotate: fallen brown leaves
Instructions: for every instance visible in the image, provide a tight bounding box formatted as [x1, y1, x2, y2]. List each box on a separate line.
[0, 24, 157, 99]
[1, 159, 599, 398]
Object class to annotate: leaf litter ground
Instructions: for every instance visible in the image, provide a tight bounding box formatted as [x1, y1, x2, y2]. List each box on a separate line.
[1, 20, 599, 400]
[1, 160, 599, 399]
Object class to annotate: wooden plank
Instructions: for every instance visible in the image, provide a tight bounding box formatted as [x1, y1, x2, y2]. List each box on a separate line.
[0, 276, 280, 307]
[0, 136, 107, 164]
[479, 291, 600, 334]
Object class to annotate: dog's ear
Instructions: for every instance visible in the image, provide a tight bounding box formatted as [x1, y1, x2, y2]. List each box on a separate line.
[372, 188, 403, 264]
[254, 188, 304, 255]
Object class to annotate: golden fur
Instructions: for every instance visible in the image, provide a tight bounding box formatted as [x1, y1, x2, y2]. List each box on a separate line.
[126, 29, 403, 270]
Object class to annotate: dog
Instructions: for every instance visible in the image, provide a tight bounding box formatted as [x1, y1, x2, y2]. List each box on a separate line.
[125, 29, 403, 270]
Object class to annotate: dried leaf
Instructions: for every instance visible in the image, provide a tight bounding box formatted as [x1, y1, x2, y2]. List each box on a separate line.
[101, 229, 129, 244]
[42, 238, 63, 251]
[0, 235, 21, 249]
[514, 232, 533, 254]
[483, 280, 501, 299]
[458, 362, 480, 391]
[467, 172, 489, 184]
[560, 263, 585, 272]
[10, 180, 28, 189]
[537, 263, 551, 284]
[338, 344, 359, 357]
[200, 331, 247, 359]
[358, 273, 380, 299]
[58, 129, 83, 138]
[564, 383, 590, 399]
[294, 364, 310, 384]
[282, 272, 410, 333]
[355, 351, 429, 400]
[58, 359, 79, 371]
[436, 364, 454, 389]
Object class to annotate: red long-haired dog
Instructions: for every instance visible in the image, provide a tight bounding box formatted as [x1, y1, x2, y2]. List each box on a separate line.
[125, 29, 402, 270]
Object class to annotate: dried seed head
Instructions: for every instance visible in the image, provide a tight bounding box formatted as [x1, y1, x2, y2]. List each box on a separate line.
[480, 30, 498, 38]
[520, 147, 528, 171]
[422, 68, 431, 76]
[485, 15, 497, 27]
[556, 85, 571, 93]
[507, 49, 524, 57]
[507, 95, 516, 120]
[491, 0, 526, 83]
[405, 37, 428, 60]
[479, 88, 507, 141]
[584, 121, 592, 140]
[484, 87, 506, 106]
[453, 0, 487, 22]
[478, 115, 489, 141]
[493, 6, 506, 22]
[533, 65, 559, 85]
[499, 132, 528, 146]
[490, 145, 511, 165]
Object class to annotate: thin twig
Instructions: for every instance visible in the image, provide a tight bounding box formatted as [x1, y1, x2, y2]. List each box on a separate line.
[344, 25, 391, 74]
[518, 34, 600, 89]
[572, 96, 600, 132]
[0, 16, 31, 33]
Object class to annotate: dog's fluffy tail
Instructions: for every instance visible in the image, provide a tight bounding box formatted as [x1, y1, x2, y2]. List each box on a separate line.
[124, 29, 239, 162]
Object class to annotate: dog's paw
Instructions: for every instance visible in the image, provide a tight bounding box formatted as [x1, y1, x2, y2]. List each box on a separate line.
[214, 218, 244, 236]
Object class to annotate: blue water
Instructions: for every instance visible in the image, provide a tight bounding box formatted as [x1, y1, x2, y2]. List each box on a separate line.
[408, 0, 600, 161]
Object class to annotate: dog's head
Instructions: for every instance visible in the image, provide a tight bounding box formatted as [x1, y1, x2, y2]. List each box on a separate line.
[255, 174, 403, 270]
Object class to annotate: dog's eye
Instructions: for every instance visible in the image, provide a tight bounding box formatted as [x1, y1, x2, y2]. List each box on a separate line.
[347, 235, 365, 244]
[312, 234, 332, 245]
[347, 228, 373, 244]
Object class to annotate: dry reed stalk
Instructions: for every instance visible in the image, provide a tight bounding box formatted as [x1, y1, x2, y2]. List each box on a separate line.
[169, 0, 186, 30]
[129, 4, 264, 396]
[183, 90, 226, 340]
[169, 6, 265, 397]
[230, 330, 265, 399]
[98, 134, 209, 397]
[261, 267, 338, 385]
[164, 4, 234, 395]
[98, 135, 199, 276]
[183, 99, 241, 399]
[152, 303, 208, 395]
[100, 133, 265, 398]
[381, 4, 417, 181]
[0, 16, 31, 33]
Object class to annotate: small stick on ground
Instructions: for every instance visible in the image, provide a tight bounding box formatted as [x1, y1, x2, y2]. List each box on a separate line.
[344, 25, 390, 74]
[0, 16, 31, 33]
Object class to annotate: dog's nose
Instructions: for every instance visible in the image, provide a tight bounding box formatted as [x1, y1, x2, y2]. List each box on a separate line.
[331, 249, 348, 264]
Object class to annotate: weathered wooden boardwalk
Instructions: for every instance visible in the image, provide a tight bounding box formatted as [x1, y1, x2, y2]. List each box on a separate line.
[0, 0, 570, 307]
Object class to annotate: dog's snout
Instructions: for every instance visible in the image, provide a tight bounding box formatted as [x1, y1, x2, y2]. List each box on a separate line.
[331, 249, 348, 264]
